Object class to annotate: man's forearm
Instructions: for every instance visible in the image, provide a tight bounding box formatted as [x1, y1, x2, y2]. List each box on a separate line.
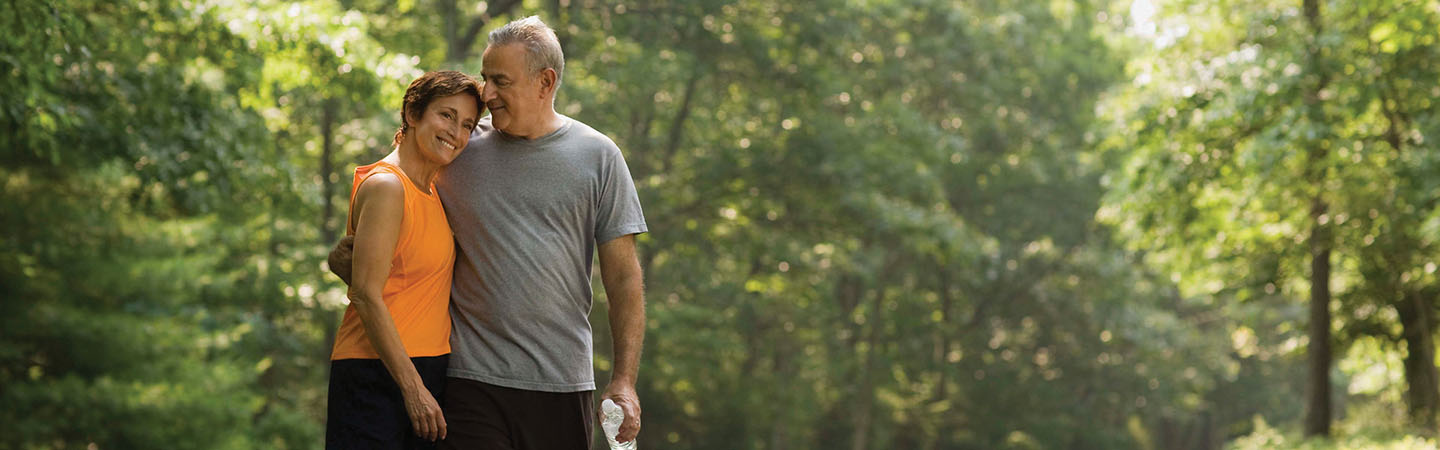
[606, 273, 646, 385]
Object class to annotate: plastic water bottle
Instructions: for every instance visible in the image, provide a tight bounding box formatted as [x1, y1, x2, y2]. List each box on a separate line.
[601, 399, 637, 450]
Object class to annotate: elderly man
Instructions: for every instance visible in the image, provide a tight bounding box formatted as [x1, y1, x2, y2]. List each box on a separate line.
[331, 15, 647, 450]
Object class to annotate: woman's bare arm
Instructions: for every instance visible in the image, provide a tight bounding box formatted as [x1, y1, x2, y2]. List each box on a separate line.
[347, 172, 447, 441]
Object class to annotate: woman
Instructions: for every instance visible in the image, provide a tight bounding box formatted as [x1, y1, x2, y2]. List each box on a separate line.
[326, 70, 482, 449]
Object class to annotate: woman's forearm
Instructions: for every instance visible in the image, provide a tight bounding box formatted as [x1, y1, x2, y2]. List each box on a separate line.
[349, 289, 423, 393]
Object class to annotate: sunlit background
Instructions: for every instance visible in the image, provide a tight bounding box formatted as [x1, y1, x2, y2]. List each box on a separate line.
[4, 0, 1440, 448]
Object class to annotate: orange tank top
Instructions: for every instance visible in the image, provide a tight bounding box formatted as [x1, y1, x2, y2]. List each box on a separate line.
[331, 161, 454, 360]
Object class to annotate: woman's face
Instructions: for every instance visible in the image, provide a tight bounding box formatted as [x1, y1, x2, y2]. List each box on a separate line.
[409, 93, 480, 165]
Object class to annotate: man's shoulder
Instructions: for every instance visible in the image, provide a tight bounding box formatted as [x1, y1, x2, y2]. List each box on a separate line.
[557, 115, 621, 154]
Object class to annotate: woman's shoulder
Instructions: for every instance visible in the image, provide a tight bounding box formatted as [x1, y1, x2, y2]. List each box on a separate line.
[355, 170, 405, 205]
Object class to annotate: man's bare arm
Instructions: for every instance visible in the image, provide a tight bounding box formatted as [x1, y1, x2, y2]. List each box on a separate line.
[327, 235, 356, 285]
[598, 234, 646, 443]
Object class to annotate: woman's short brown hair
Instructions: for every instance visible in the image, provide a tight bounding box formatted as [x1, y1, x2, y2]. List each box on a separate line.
[393, 70, 483, 148]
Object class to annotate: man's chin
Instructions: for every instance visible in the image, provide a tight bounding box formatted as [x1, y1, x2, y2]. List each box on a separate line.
[491, 116, 516, 134]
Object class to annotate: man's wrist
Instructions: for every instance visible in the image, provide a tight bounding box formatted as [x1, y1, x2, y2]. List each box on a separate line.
[607, 376, 638, 390]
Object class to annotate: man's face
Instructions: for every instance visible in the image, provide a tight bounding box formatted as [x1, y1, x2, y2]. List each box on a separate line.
[480, 43, 546, 136]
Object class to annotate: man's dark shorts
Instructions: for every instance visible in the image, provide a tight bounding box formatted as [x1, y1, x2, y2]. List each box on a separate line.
[326, 355, 450, 450]
[439, 377, 595, 450]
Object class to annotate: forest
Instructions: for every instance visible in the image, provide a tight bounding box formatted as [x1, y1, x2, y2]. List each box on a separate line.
[4, 0, 1440, 448]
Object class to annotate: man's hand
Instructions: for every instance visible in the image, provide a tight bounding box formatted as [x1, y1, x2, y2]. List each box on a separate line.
[327, 235, 356, 285]
[600, 383, 641, 443]
[598, 234, 645, 444]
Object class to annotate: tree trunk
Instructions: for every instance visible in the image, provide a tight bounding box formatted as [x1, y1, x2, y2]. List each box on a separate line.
[932, 267, 953, 403]
[445, 0, 524, 63]
[850, 288, 880, 450]
[442, 0, 459, 62]
[1301, 0, 1332, 437]
[1399, 289, 1440, 431]
[662, 68, 703, 172]
[318, 98, 338, 246]
[1304, 203, 1332, 438]
[769, 335, 793, 450]
[1373, 32, 1437, 433]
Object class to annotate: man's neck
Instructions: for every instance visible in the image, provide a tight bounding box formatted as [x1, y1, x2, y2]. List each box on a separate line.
[510, 110, 564, 140]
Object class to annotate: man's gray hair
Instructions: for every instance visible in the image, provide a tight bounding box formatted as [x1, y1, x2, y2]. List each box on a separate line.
[488, 16, 564, 86]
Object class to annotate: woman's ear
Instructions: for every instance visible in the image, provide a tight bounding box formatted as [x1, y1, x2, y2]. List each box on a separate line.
[404, 105, 422, 129]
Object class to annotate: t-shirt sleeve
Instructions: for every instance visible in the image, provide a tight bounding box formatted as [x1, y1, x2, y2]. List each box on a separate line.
[595, 144, 648, 244]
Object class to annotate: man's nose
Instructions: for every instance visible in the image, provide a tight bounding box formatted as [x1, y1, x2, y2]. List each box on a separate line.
[481, 82, 497, 102]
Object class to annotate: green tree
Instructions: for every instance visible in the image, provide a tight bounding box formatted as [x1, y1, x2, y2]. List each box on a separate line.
[1, 0, 284, 447]
[545, 0, 1236, 447]
[1101, 0, 1440, 440]
[1, 0, 414, 447]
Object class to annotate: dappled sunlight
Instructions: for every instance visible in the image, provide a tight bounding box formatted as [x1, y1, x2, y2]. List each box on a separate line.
[5, 0, 1440, 448]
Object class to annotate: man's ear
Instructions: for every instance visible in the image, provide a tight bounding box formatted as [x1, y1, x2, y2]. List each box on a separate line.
[539, 68, 558, 99]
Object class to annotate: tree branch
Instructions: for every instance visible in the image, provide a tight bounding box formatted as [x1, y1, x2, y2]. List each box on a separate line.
[661, 67, 703, 172]
[448, 0, 524, 62]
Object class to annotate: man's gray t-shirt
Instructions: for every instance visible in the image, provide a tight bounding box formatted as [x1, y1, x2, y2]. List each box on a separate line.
[435, 115, 647, 392]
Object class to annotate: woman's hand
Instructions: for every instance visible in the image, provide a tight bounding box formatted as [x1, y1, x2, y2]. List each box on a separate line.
[403, 385, 447, 441]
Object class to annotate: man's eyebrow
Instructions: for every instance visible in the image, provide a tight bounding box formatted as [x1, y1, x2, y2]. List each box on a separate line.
[481, 73, 509, 82]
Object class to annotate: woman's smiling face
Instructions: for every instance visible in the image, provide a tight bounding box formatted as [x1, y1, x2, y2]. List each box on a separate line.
[409, 92, 480, 165]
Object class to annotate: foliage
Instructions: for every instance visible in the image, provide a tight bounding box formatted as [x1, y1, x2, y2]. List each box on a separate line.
[1101, 0, 1440, 443]
[4, 0, 1438, 448]
[1229, 415, 1438, 450]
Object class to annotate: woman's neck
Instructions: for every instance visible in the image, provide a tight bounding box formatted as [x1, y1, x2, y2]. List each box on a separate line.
[385, 138, 440, 194]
